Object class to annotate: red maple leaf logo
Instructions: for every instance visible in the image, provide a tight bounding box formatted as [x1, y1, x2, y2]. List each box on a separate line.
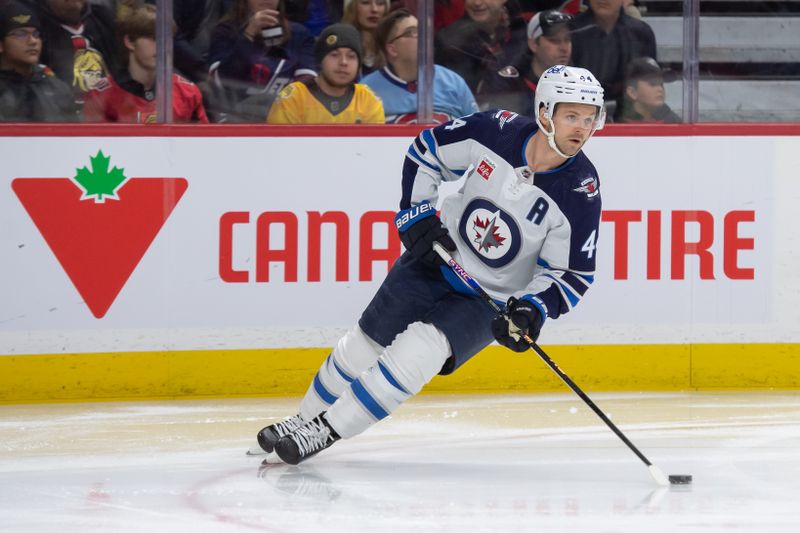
[12, 152, 187, 318]
[472, 215, 506, 252]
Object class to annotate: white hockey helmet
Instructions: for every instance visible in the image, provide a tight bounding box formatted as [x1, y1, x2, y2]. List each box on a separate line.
[535, 65, 606, 131]
[533, 65, 606, 158]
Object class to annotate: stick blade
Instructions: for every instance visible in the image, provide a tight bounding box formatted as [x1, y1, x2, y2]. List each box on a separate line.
[648, 465, 670, 486]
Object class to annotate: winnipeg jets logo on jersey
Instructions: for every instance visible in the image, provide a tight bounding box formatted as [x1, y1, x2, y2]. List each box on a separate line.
[458, 199, 522, 267]
[573, 177, 599, 198]
[472, 211, 506, 252]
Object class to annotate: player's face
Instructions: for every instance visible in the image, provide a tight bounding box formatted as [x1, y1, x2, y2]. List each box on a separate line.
[529, 28, 571, 70]
[320, 48, 359, 87]
[47, 0, 85, 24]
[356, 0, 387, 30]
[0, 28, 42, 69]
[465, 0, 507, 28]
[128, 36, 157, 71]
[629, 77, 665, 109]
[550, 103, 598, 156]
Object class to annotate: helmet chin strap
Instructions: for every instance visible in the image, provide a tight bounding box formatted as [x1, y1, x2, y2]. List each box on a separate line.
[536, 111, 573, 159]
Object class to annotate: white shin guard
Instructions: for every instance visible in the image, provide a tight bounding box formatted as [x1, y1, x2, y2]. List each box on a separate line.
[325, 322, 452, 439]
[299, 325, 383, 420]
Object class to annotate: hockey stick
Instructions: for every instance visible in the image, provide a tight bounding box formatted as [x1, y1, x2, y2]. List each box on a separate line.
[432, 241, 683, 487]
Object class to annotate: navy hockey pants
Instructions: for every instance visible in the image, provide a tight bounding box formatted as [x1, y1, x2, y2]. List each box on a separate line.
[358, 252, 497, 375]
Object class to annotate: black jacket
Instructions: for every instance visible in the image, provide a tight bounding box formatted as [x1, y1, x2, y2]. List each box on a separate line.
[0, 65, 78, 122]
[435, 13, 529, 111]
[570, 7, 657, 106]
[21, 0, 117, 93]
[616, 100, 681, 124]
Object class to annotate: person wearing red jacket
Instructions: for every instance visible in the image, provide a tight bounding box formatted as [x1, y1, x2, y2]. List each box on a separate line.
[83, 4, 208, 123]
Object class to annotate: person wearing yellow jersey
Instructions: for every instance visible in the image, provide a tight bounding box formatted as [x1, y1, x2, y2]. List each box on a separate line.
[267, 23, 384, 124]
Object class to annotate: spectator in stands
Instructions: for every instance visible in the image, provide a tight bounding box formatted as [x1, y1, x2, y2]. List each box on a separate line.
[207, 0, 315, 122]
[267, 23, 384, 123]
[362, 8, 477, 123]
[0, 1, 76, 121]
[569, 0, 656, 113]
[340, 0, 388, 76]
[83, 4, 208, 123]
[21, 0, 117, 104]
[301, 1, 332, 37]
[434, 0, 464, 31]
[615, 56, 680, 123]
[511, 9, 572, 116]
[434, 0, 529, 111]
[161, 0, 234, 83]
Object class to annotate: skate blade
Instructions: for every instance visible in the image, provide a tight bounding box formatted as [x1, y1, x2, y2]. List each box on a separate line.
[261, 452, 283, 464]
[246, 446, 267, 456]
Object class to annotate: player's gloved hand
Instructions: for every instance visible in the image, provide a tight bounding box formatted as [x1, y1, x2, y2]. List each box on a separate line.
[491, 296, 545, 352]
[395, 201, 456, 267]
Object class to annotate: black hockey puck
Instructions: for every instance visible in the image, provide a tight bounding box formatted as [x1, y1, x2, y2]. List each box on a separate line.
[668, 475, 693, 485]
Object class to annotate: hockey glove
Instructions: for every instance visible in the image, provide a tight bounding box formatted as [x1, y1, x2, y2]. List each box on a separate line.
[395, 201, 456, 267]
[491, 296, 545, 352]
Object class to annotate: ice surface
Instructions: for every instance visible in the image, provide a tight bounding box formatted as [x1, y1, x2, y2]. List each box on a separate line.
[1, 392, 799, 532]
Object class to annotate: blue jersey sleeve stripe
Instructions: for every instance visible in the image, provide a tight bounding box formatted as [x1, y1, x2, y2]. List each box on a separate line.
[378, 361, 410, 394]
[406, 145, 440, 172]
[313, 373, 338, 405]
[421, 129, 440, 160]
[544, 273, 581, 307]
[538, 256, 595, 281]
[414, 137, 427, 155]
[351, 378, 390, 420]
[561, 272, 591, 296]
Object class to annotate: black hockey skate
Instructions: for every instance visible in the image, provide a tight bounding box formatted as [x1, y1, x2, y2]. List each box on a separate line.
[274, 414, 340, 465]
[257, 413, 306, 453]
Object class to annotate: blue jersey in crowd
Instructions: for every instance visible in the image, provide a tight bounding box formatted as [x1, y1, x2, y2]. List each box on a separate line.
[362, 65, 479, 124]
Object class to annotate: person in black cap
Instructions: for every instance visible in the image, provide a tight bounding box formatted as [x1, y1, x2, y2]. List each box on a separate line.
[616, 56, 680, 123]
[525, 10, 572, 91]
[267, 22, 384, 123]
[0, 0, 76, 121]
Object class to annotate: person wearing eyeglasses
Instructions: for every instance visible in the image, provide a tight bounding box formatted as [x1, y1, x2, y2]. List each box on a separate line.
[0, 1, 76, 121]
[19, 0, 117, 104]
[361, 8, 478, 124]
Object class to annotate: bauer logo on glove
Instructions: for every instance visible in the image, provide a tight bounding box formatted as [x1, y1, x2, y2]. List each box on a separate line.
[395, 201, 456, 267]
[395, 201, 436, 231]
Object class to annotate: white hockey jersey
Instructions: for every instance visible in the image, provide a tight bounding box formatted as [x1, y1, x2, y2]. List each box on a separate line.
[401, 110, 602, 321]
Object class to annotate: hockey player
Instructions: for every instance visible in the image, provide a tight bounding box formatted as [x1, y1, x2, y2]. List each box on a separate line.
[258, 65, 606, 465]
